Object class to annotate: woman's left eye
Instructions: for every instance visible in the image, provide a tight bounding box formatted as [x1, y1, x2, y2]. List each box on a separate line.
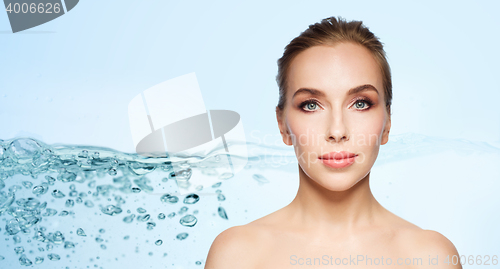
[353, 99, 372, 110]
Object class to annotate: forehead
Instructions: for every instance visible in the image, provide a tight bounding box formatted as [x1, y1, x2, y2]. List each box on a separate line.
[287, 43, 383, 99]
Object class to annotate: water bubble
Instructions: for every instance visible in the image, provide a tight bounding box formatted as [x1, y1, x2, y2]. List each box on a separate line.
[146, 222, 156, 230]
[252, 174, 269, 184]
[65, 199, 74, 207]
[211, 182, 222, 188]
[64, 241, 75, 249]
[178, 206, 188, 215]
[0, 255, 5, 260]
[77, 228, 86, 236]
[196, 261, 202, 265]
[158, 213, 165, 220]
[131, 187, 141, 193]
[160, 194, 178, 204]
[19, 254, 32, 266]
[167, 212, 176, 218]
[9, 138, 41, 163]
[155, 239, 163, 246]
[59, 210, 69, 216]
[6, 218, 21, 235]
[217, 193, 226, 201]
[100, 244, 107, 250]
[137, 214, 150, 222]
[51, 189, 65, 198]
[137, 207, 146, 213]
[123, 214, 135, 223]
[43, 208, 57, 216]
[69, 190, 78, 197]
[75, 197, 83, 204]
[15, 246, 25, 254]
[183, 193, 200, 204]
[46, 243, 53, 250]
[45, 175, 56, 185]
[100, 205, 122, 216]
[47, 253, 60, 261]
[123, 235, 129, 240]
[35, 256, 44, 264]
[193, 210, 199, 214]
[22, 181, 33, 189]
[99, 228, 105, 233]
[219, 172, 234, 180]
[179, 215, 197, 227]
[32, 183, 48, 195]
[176, 232, 188, 240]
[50, 231, 65, 244]
[58, 171, 77, 182]
[218, 206, 228, 220]
[84, 200, 94, 208]
[13, 235, 21, 243]
[9, 185, 22, 193]
[170, 168, 192, 180]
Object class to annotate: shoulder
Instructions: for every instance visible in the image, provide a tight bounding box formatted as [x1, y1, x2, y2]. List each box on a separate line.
[397, 229, 462, 269]
[205, 224, 269, 269]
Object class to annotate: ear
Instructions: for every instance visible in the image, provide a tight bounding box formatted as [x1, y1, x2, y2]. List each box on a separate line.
[276, 108, 293, 146]
[381, 114, 391, 145]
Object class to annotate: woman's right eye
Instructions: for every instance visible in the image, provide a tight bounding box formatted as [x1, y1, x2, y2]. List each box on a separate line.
[300, 99, 320, 112]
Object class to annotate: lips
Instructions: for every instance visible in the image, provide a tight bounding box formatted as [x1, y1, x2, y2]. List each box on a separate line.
[319, 151, 357, 160]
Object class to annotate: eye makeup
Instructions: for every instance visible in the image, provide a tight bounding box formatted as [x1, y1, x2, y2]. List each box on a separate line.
[298, 96, 375, 113]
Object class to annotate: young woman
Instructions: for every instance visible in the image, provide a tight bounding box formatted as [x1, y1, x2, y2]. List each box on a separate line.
[205, 16, 461, 269]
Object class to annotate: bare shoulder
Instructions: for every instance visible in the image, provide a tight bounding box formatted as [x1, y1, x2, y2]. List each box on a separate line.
[396, 228, 462, 269]
[205, 224, 270, 269]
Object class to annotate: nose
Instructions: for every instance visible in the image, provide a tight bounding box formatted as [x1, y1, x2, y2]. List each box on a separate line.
[326, 111, 349, 143]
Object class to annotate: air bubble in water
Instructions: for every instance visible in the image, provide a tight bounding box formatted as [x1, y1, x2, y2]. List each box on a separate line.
[179, 215, 197, 227]
[218, 206, 228, 220]
[155, 239, 163, 246]
[158, 213, 165, 220]
[51, 189, 65, 198]
[47, 253, 60, 261]
[35, 256, 44, 264]
[183, 193, 199, 204]
[219, 172, 234, 180]
[176, 233, 188, 240]
[252, 174, 269, 184]
[123, 214, 135, 223]
[19, 254, 32, 266]
[77, 228, 86, 236]
[160, 194, 178, 203]
[100, 205, 122, 216]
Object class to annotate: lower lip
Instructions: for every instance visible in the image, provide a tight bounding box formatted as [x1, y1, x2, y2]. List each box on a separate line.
[320, 156, 357, 169]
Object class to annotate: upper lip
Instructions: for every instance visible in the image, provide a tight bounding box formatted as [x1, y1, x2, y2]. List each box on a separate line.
[319, 151, 357, 160]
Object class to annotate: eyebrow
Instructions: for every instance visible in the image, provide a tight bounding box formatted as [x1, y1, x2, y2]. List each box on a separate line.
[292, 84, 379, 99]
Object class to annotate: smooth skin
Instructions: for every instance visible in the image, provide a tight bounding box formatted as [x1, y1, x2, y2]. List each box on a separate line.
[205, 43, 461, 269]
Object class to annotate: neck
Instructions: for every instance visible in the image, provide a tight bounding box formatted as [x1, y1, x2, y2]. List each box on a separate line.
[287, 165, 383, 233]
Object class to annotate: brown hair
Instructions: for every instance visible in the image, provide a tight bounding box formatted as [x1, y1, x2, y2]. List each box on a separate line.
[276, 16, 392, 116]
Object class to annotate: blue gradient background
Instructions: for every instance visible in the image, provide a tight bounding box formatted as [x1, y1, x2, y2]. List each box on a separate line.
[1, 0, 499, 268]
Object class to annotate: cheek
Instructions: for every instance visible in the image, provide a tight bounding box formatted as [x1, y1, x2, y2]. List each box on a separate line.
[286, 114, 320, 146]
[353, 114, 385, 147]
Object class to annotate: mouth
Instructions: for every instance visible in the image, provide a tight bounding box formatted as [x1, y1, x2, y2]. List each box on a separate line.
[319, 151, 357, 160]
[318, 151, 357, 169]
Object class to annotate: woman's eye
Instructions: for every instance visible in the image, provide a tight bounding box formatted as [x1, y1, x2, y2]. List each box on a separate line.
[302, 101, 319, 111]
[353, 100, 370, 110]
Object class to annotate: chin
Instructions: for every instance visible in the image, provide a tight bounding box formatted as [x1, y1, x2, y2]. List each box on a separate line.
[315, 177, 364, 192]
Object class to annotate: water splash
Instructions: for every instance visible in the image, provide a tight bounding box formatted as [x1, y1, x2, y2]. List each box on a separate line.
[0, 134, 499, 267]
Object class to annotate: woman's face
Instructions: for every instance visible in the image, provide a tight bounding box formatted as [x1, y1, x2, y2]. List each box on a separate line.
[277, 43, 391, 191]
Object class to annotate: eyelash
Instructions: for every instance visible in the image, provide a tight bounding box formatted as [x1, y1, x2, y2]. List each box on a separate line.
[299, 97, 374, 113]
